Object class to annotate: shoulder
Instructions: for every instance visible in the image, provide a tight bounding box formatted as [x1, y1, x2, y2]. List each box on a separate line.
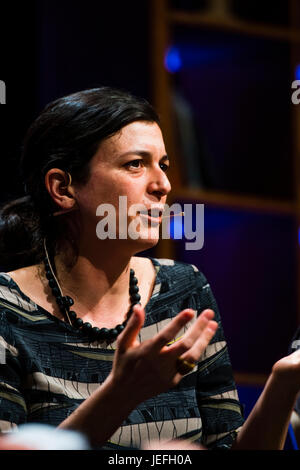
[0, 273, 19, 348]
[0, 271, 21, 301]
[150, 258, 221, 320]
[151, 257, 201, 273]
[7, 265, 40, 289]
[150, 257, 208, 289]
[0, 271, 38, 315]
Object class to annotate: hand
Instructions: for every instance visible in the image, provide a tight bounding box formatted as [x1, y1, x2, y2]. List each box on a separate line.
[272, 349, 300, 395]
[58, 305, 217, 446]
[110, 305, 218, 405]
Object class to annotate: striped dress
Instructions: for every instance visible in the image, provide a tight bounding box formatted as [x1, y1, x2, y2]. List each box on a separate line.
[0, 258, 244, 449]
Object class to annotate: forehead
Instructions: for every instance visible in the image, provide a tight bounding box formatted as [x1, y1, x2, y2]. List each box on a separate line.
[92, 121, 166, 163]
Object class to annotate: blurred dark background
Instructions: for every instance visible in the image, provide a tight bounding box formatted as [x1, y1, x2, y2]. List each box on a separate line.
[0, 0, 300, 380]
[0, 0, 152, 201]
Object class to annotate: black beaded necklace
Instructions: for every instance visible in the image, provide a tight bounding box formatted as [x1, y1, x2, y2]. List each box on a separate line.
[43, 242, 141, 343]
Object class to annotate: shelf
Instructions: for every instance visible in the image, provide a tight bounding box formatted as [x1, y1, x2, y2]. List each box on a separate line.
[169, 188, 297, 216]
[234, 372, 268, 386]
[152, 0, 300, 376]
[168, 10, 300, 43]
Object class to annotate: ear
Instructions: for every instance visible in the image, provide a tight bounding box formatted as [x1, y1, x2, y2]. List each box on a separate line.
[44, 169, 77, 213]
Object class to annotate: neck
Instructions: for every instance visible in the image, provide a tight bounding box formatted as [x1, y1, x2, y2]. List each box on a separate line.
[53, 239, 139, 321]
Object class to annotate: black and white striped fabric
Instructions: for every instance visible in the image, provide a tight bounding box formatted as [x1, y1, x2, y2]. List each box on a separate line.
[0, 258, 244, 449]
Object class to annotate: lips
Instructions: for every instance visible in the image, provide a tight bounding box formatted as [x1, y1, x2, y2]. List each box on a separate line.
[139, 207, 163, 222]
[144, 209, 162, 218]
[138, 207, 164, 224]
[139, 206, 164, 218]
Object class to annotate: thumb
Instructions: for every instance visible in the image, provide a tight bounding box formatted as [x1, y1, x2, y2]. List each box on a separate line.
[117, 304, 145, 352]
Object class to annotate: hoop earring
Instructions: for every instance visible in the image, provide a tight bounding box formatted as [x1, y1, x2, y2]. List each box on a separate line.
[61, 172, 72, 190]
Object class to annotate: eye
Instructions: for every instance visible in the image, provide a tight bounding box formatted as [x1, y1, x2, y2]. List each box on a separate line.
[125, 159, 143, 169]
[160, 162, 169, 172]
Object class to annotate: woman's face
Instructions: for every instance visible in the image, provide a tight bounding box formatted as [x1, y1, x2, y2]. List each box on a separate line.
[74, 121, 171, 251]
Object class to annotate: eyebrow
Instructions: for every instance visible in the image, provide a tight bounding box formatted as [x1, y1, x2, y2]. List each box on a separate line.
[119, 150, 169, 162]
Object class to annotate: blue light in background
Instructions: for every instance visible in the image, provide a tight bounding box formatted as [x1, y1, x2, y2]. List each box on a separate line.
[295, 64, 300, 80]
[164, 43, 235, 73]
[169, 213, 185, 239]
[164, 46, 182, 73]
[168, 206, 244, 241]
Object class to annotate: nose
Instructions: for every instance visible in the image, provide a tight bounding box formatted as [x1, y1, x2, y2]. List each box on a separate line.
[147, 166, 171, 198]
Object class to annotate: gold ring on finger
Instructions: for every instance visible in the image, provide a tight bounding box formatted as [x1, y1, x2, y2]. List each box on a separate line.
[176, 357, 196, 375]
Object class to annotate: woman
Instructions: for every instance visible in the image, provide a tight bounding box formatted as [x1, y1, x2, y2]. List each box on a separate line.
[0, 87, 298, 450]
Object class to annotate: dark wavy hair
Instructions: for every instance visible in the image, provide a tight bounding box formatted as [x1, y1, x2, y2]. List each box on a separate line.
[0, 87, 160, 270]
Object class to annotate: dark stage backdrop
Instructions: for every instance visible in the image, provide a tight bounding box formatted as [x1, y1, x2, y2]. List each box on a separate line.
[0, 0, 152, 202]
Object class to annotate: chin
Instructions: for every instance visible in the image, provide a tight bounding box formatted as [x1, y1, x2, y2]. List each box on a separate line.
[132, 232, 160, 252]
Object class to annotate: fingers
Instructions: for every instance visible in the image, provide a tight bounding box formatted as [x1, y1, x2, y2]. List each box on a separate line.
[168, 309, 218, 360]
[117, 304, 145, 353]
[181, 309, 216, 349]
[117, 306, 217, 373]
[150, 309, 196, 352]
[179, 319, 218, 363]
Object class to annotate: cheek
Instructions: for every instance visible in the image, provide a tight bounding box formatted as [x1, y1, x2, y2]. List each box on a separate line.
[109, 176, 145, 209]
[77, 176, 119, 212]
[76, 169, 147, 220]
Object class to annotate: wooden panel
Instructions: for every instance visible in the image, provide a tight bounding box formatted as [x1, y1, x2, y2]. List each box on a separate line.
[168, 9, 300, 42]
[150, 0, 183, 190]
